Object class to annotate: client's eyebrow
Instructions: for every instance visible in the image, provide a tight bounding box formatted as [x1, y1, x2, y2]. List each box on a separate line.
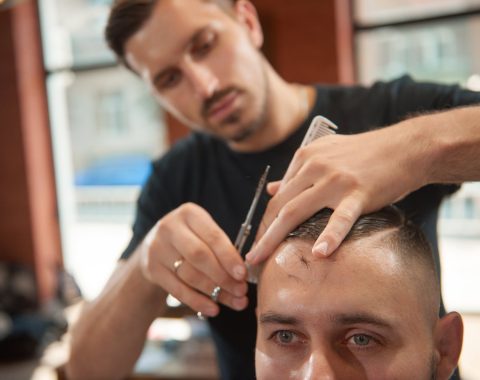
[259, 312, 395, 330]
[330, 313, 394, 330]
[259, 312, 300, 326]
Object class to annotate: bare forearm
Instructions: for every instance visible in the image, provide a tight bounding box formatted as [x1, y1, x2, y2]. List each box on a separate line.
[408, 105, 480, 185]
[67, 248, 167, 380]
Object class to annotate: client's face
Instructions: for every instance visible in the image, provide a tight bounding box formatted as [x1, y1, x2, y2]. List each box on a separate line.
[255, 237, 438, 380]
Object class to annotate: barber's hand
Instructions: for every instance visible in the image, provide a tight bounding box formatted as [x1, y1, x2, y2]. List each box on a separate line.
[140, 203, 248, 318]
[246, 126, 424, 264]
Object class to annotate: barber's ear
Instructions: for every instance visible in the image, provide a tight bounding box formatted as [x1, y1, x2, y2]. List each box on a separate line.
[433, 312, 463, 380]
[234, 0, 264, 48]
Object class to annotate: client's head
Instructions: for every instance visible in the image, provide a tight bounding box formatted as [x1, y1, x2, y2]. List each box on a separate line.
[255, 206, 463, 380]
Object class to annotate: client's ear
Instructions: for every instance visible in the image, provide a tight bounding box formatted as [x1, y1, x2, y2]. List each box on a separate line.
[433, 312, 463, 380]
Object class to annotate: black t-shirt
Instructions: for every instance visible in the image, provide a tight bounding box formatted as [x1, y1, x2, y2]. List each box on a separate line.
[122, 76, 480, 380]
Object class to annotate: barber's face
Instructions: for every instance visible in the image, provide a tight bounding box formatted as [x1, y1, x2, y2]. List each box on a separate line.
[125, 0, 268, 145]
[256, 239, 439, 380]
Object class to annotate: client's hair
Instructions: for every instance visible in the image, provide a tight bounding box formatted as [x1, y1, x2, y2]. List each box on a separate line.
[284, 206, 441, 319]
[287, 206, 435, 273]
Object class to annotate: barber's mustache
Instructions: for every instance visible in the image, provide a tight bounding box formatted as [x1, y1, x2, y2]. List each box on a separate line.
[202, 87, 239, 118]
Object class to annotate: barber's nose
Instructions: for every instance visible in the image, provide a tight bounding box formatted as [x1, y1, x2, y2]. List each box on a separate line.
[184, 60, 219, 99]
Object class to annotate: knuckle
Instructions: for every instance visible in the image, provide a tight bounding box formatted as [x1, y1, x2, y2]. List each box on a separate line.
[295, 146, 309, 161]
[278, 203, 297, 221]
[334, 208, 356, 224]
[156, 217, 173, 235]
[178, 202, 202, 218]
[308, 157, 326, 173]
[186, 245, 205, 262]
[204, 229, 222, 246]
[335, 171, 359, 188]
[179, 202, 196, 215]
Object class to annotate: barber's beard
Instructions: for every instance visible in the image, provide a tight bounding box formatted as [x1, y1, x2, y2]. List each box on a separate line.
[228, 99, 268, 143]
[228, 73, 269, 143]
[202, 69, 269, 144]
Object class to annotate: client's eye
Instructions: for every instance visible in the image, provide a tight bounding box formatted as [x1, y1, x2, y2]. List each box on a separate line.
[351, 334, 371, 346]
[277, 330, 295, 344]
[269, 330, 301, 346]
[346, 333, 379, 351]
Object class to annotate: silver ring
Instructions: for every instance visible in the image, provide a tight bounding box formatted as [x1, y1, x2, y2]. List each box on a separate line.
[173, 259, 184, 274]
[197, 311, 205, 320]
[210, 286, 221, 302]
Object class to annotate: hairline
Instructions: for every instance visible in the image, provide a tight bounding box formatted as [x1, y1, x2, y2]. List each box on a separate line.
[261, 207, 441, 324]
[106, 0, 237, 66]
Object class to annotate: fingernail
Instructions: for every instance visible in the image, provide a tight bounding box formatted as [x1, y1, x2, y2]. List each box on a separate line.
[233, 265, 246, 280]
[313, 241, 329, 256]
[245, 251, 255, 262]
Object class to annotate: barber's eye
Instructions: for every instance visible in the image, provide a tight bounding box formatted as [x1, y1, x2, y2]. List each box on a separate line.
[157, 69, 182, 90]
[192, 31, 216, 58]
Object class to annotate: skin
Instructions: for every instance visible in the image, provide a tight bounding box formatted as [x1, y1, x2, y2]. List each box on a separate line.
[68, 2, 310, 377]
[122, 0, 312, 316]
[256, 237, 463, 380]
[247, 107, 480, 263]
[67, 0, 478, 378]
[125, 0, 310, 152]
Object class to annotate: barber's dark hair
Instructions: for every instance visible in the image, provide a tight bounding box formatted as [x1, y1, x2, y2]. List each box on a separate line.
[288, 206, 435, 269]
[105, 0, 157, 65]
[105, 0, 236, 65]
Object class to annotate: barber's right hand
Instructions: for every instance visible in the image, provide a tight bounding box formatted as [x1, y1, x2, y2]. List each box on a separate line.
[139, 202, 249, 318]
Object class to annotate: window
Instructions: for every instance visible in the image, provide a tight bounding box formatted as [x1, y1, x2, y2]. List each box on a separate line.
[354, 0, 480, 314]
[39, 0, 167, 298]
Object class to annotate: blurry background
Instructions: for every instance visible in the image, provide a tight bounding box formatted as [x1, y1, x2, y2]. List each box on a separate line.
[0, 0, 479, 379]
[39, 0, 480, 305]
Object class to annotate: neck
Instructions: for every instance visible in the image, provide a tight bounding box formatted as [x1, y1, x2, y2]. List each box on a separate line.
[228, 60, 313, 152]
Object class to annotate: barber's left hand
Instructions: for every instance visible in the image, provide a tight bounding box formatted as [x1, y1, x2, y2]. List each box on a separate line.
[245, 126, 426, 264]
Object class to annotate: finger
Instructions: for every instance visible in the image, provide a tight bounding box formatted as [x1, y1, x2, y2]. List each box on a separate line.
[246, 184, 324, 265]
[266, 181, 281, 195]
[145, 254, 221, 317]
[170, 222, 247, 297]
[185, 205, 247, 281]
[312, 195, 363, 257]
[255, 167, 314, 244]
[278, 146, 310, 191]
[175, 261, 248, 311]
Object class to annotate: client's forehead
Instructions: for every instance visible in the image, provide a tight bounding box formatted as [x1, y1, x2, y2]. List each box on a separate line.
[266, 234, 403, 286]
[258, 235, 424, 324]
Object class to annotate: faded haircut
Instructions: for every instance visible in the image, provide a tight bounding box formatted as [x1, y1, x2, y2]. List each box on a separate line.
[285, 206, 441, 320]
[287, 206, 436, 273]
[105, 0, 236, 66]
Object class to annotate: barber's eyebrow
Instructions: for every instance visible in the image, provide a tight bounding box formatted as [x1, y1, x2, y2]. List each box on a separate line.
[259, 312, 300, 326]
[152, 26, 212, 86]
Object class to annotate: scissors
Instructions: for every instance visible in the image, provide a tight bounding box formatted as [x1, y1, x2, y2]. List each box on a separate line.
[235, 165, 270, 283]
[238, 116, 337, 283]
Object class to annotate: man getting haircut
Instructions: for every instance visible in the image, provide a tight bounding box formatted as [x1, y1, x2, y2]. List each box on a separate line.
[256, 206, 463, 380]
[66, 0, 480, 378]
